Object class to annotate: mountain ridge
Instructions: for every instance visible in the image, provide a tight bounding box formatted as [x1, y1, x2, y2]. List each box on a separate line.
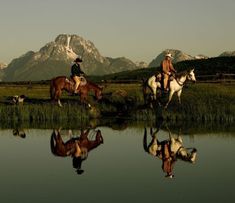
[1, 34, 235, 81]
[3, 34, 139, 81]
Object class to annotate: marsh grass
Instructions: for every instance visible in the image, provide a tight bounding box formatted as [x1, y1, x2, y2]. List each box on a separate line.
[0, 83, 234, 124]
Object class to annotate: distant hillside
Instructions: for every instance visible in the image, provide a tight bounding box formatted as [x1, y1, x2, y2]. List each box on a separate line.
[219, 51, 235, 57]
[148, 49, 208, 67]
[0, 62, 7, 69]
[92, 56, 235, 81]
[3, 34, 139, 81]
[0, 62, 7, 81]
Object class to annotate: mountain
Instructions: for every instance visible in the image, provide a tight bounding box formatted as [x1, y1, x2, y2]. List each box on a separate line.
[219, 51, 235, 57]
[3, 34, 138, 81]
[0, 62, 7, 81]
[92, 56, 235, 82]
[106, 57, 138, 73]
[148, 49, 209, 67]
[0, 62, 7, 69]
[135, 61, 148, 68]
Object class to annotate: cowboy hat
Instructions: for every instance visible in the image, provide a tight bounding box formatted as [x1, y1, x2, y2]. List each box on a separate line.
[165, 53, 173, 59]
[74, 57, 83, 62]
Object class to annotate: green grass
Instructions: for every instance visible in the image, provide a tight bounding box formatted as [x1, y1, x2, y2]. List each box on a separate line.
[0, 82, 234, 125]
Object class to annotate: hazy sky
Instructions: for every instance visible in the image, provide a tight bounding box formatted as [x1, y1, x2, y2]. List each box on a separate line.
[0, 0, 235, 63]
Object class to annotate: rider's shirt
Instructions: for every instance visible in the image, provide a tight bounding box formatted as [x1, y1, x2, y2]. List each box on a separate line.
[71, 63, 84, 77]
[161, 59, 176, 75]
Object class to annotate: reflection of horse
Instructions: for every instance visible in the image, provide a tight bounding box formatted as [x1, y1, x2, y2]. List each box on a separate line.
[50, 76, 103, 107]
[143, 127, 197, 178]
[50, 129, 103, 157]
[50, 129, 103, 174]
[144, 69, 196, 108]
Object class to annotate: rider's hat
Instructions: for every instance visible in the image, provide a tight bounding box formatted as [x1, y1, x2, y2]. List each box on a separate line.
[165, 53, 173, 59]
[74, 57, 83, 63]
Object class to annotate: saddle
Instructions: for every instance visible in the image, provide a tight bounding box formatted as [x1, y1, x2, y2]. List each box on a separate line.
[65, 76, 87, 86]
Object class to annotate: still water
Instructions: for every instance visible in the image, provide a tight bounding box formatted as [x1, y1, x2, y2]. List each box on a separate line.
[0, 125, 235, 203]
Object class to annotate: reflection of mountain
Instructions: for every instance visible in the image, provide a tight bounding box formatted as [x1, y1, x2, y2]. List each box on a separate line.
[3, 34, 139, 81]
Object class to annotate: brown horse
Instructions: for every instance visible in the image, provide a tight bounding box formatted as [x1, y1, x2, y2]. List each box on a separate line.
[50, 129, 104, 157]
[50, 76, 103, 107]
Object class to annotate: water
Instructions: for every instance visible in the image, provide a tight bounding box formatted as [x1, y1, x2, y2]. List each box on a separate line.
[0, 125, 235, 203]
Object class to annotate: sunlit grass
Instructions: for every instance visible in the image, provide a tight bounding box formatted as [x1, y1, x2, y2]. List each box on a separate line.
[0, 82, 234, 123]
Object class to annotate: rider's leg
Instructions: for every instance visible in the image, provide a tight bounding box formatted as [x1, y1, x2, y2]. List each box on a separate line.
[163, 74, 169, 91]
[177, 90, 182, 104]
[73, 76, 81, 93]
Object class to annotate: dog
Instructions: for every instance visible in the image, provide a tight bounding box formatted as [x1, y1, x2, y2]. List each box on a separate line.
[12, 95, 26, 105]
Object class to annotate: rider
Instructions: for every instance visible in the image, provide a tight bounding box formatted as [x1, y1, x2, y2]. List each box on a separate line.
[160, 53, 176, 92]
[71, 57, 85, 94]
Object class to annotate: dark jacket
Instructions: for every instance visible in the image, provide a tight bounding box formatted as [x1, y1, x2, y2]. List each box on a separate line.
[71, 63, 84, 76]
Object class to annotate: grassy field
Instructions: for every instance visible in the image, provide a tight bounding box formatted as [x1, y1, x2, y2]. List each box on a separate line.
[0, 82, 234, 126]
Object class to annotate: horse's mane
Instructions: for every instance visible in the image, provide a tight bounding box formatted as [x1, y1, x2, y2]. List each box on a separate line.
[175, 70, 188, 79]
[86, 80, 102, 90]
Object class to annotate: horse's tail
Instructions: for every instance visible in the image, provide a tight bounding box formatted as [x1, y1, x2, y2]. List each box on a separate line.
[50, 79, 56, 100]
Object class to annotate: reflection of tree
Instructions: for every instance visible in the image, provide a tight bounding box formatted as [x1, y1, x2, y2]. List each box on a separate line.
[143, 126, 197, 178]
[50, 129, 103, 175]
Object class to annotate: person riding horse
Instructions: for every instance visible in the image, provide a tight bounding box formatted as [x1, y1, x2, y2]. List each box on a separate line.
[71, 57, 85, 94]
[161, 53, 176, 92]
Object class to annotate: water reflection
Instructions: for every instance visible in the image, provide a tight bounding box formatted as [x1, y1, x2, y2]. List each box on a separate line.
[50, 128, 103, 174]
[13, 129, 26, 138]
[143, 127, 197, 178]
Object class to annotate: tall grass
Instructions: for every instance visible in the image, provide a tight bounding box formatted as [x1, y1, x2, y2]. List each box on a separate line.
[0, 83, 234, 124]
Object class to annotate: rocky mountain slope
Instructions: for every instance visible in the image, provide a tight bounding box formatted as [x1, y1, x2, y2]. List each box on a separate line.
[3, 34, 139, 81]
[148, 49, 208, 67]
[219, 51, 235, 57]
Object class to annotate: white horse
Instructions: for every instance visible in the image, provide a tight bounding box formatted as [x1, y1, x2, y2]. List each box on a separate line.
[164, 69, 196, 108]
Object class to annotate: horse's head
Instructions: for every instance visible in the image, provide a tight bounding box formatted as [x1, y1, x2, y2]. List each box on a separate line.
[187, 69, 196, 82]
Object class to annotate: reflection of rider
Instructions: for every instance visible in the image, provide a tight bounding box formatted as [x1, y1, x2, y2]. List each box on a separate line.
[162, 142, 175, 178]
[71, 57, 85, 94]
[72, 141, 88, 175]
[160, 53, 176, 92]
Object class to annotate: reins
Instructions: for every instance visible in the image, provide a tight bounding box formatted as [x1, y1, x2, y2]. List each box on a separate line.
[172, 73, 188, 87]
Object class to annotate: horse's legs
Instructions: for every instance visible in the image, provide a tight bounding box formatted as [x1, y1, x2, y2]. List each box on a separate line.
[80, 129, 90, 140]
[55, 89, 63, 107]
[177, 90, 182, 104]
[165, 90, 174, 109]
[80, 94, 91, 108]
[152, 87, 157, 100]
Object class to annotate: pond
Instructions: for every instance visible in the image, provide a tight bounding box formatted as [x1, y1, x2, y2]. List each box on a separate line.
[0, 123, 235, 203]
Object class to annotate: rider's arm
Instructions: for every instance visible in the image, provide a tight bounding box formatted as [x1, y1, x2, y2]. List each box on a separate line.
[170, 62, 176, 73]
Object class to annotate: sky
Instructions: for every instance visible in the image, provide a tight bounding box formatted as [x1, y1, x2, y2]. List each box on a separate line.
[0, 0, 235, 64]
